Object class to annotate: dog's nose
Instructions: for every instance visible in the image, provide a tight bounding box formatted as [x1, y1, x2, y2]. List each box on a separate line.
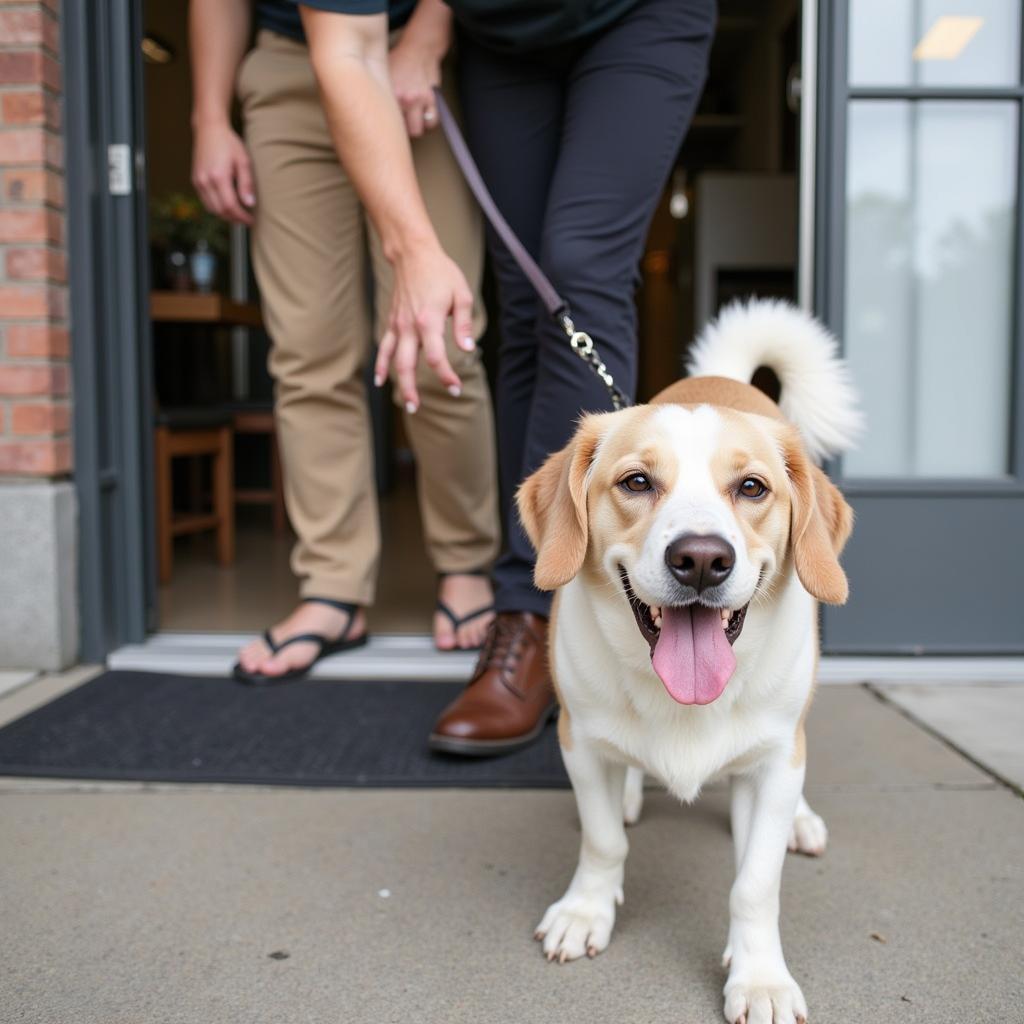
[665, 533, 735, 592]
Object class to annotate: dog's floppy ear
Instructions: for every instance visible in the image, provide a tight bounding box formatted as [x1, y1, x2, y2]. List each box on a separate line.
[781, 426, 853, 605]
[517, 416, 605, 591]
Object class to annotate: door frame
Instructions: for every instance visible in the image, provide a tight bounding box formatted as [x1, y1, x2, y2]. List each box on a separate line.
[813, 0, 1024, 653]
[65, 0, 156, 662]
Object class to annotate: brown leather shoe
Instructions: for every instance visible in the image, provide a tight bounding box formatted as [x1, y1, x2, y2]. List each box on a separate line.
[428, 611, 555, 756]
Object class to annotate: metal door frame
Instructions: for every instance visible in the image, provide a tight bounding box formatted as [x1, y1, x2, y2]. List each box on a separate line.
[814, 0, 1024, 652]
[65, 0, 155, 662]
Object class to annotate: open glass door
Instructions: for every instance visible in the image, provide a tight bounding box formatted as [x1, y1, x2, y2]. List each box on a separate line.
[816, 1, 1024, 652]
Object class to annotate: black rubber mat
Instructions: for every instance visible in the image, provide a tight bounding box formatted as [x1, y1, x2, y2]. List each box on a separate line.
[0, 671, 568, 787]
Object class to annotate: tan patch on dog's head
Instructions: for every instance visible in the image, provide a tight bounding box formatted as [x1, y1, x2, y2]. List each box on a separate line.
[517, 414, 608, 590]
[518, 408, 672, 590]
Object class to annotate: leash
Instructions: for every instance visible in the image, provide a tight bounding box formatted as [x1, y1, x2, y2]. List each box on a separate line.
[433, 89, 631, 412]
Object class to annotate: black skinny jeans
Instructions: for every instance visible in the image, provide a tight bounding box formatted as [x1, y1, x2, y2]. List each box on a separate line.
[457, 0, 716, 616]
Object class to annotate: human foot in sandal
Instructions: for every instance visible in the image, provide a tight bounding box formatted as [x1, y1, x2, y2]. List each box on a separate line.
[434, 572, 495, 651]
[233, 597, 368, 684]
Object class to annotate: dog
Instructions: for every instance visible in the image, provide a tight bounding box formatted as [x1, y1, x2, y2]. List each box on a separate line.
[517, 299, 861, 1024]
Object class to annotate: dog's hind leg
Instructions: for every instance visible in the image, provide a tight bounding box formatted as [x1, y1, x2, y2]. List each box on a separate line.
[536, 739, 629, 963]
[622, 766, 644, 825]
[788, 793, 827, 857]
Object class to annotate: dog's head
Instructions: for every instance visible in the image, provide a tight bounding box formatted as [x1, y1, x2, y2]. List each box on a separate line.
[517, 385, 852, 707]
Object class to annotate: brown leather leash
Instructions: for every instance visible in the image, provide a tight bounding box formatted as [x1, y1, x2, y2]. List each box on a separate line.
[434, 89, 631, 411]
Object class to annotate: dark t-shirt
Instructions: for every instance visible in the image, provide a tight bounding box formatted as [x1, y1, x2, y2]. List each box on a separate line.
[451, 0, 639, 52]
[254, 0, 415, 42]
[257, 0, 639, 51]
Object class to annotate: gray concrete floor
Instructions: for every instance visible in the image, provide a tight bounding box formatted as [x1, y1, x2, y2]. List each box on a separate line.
[0, 674, 1021, 1024]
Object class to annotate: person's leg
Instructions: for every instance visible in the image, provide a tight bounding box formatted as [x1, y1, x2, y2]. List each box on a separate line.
[368, 60, 499, 650]
[427, 37, 566, 752]
[237, 32, 376, 675]
[456, 37, 566, 609]
[501, 0, 715, 614]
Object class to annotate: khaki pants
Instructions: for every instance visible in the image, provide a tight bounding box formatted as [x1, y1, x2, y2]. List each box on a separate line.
[238, 31, 499, 606]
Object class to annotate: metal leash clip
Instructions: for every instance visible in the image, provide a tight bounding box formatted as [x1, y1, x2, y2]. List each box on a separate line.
[561, 314, 629, 411]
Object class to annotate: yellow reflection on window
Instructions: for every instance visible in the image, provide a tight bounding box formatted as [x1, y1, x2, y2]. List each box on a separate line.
[912, 15, 984, 61]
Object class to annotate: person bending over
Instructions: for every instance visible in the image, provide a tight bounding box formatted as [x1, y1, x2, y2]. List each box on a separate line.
[190, 0, 500, 682]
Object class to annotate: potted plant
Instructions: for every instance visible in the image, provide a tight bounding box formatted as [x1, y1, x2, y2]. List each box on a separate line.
[150, 192, 229, 292]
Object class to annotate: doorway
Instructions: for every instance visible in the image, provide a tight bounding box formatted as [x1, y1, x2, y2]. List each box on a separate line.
[140, 1, 449, 639]
[81, 1, 1024, 659]
[135, 0, 809, 645]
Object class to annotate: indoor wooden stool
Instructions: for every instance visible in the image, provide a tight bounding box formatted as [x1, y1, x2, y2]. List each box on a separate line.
[228, 403, 287, 534]
[154, 408, 235, 584]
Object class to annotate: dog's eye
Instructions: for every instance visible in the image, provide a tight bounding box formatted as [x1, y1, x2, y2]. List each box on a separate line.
[620, 473, 652, 493]
[739, 477, 767, 499]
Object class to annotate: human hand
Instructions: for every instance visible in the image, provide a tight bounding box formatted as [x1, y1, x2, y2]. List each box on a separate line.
[191, 120, 256, 225]
[388, 39, 442, 137]
[374, 243, 476, 412]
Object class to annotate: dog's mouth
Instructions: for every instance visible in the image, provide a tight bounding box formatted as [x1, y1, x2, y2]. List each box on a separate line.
[619, 567, 748, 707]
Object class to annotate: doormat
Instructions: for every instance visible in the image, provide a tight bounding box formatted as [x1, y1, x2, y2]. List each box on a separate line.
[0, 671, 568, 788]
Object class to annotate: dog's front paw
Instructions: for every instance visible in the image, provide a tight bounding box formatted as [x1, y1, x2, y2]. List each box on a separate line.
[723, 967, 807, 1024]
[788, 805, 828, 858]
[534, 886, 622, 963]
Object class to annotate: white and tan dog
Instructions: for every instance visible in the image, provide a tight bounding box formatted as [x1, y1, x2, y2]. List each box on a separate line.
[517, 300, 861, 1024]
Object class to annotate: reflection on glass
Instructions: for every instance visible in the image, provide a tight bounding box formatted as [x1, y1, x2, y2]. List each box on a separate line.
[849, 0, 1020, 87]
[843, 101, 1016, 478]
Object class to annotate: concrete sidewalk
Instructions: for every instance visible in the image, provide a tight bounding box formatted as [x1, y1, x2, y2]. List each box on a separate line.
[0, 675, 1021, 1023]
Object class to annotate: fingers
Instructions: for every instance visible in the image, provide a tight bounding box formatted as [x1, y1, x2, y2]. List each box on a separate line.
[396, 92, 436, 138]
[452, 285, 476, 353]
[374, 328, 397, 389]
[420, 316, 463, 397]
[194, 164, 254, 225]
[404, 103, 425, 138]
[393, 327, 422, 413]
[235, 156, 257, 214]
[214, 171, 254, 226]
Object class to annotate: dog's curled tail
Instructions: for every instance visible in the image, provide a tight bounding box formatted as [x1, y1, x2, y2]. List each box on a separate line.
[686, 298, 862, 463]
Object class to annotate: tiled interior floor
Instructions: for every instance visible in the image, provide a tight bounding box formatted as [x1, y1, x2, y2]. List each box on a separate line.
[158, 476, 439, 635]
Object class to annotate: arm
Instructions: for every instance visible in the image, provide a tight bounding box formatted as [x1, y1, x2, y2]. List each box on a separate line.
[300, 5, 474, 410]
[189, 0, 256, 225]
[388, 0, 452, 137]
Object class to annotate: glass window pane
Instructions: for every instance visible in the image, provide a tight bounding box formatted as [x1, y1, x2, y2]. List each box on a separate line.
[850, 0, 1021, 87]
[843, 100, 1017, 478]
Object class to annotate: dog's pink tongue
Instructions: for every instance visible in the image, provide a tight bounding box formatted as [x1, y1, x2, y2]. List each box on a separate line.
[651, 605, 736, 705]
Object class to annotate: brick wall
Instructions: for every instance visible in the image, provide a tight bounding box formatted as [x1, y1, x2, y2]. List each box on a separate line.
[0, 0, 70, 478]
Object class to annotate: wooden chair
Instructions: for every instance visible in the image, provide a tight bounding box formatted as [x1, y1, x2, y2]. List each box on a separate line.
[154, 408, 235, 584]
[228, 403, 288, 534]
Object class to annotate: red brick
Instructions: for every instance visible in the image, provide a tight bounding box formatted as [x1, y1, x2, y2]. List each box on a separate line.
[4, 245, 64, 281]
[10, 399, 68, 435]
[0, 0, 60, 13]
[0, 51, 38, 86]
[4, 322, 68, 357]
[0, 207, 61, 242]
[0, 50, 59, 91]
[0, 436, 71, 475]
[1, 89, 57, 128]
[0, 363, 68, 396]
[2, 166, 63, 204]
[0, 126, 41, 161]
[0, 9, 44, 45]
[0, 403, 5, 434]
[0, 283, 48, 316]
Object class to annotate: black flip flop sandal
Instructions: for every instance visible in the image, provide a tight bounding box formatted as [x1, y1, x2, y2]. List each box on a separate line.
[232, 597, 368, 686]
[435, 570, 494, 652]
